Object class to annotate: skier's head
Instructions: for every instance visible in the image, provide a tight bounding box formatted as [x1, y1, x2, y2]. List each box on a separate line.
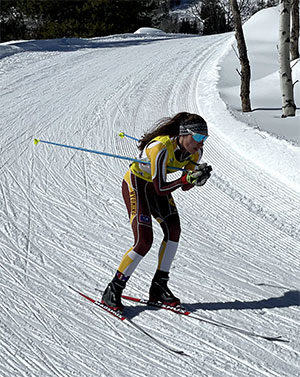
[138, 112, 208, 151]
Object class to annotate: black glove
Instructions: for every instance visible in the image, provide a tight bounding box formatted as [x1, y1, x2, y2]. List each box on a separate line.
[192, 163, 212, 186]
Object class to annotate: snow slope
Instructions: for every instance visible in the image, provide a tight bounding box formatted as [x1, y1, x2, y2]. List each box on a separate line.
[1, 17, 300, 377]
[219, 6, 300, 145]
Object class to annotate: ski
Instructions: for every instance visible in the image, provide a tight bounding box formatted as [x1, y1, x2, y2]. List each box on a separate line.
[70, 286, 126, 320]
[69, 286, 185, 355]
[122, 294, 288, 343]
[122, 295, 191, 315]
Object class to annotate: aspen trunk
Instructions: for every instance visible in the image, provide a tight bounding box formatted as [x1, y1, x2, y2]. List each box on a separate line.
[230, 0, 251, 112]
[290, 0, 299, 60]
[279, 0, 296, 117]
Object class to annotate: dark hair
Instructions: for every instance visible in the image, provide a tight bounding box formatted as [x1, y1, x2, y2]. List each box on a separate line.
[138, 112, 206, 151]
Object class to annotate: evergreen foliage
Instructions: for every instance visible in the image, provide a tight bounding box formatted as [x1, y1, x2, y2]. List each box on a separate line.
[200, 0, 231, 34]
[0, 0, 156, 42]
[0, 0, 281, 42]
[0, 0, 26, 41]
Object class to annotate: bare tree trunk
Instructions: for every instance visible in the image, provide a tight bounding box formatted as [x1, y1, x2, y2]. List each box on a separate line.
[279, 0, 296, 117]
[290, 0, 299, 60]
[230, 0, 251, 112]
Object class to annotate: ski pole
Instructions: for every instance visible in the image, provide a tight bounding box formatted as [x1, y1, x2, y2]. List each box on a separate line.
[119, 132, 139, 142]
[33, 139, 188, 172]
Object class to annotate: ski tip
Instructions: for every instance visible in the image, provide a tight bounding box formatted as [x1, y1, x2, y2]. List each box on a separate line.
[68, 285, 77, 293]
[271, 337, 289, 343]
[119, 132, 125, 138]
[34, 138, 40, 145]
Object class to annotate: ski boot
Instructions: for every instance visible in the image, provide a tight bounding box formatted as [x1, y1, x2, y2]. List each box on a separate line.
[149, 270, 181, 307]
[101, 277, 126, 312]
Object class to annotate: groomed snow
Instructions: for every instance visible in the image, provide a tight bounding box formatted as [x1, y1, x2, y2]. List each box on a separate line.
[1, 7, 300, 377]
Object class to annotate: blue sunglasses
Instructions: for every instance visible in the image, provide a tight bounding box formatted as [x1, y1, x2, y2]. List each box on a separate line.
[187, 128, 209, 143]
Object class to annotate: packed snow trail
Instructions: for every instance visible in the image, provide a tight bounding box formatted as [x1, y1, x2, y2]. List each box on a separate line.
[1, 32, 300, 377]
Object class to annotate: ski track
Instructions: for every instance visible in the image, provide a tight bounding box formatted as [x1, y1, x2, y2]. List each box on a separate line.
[1, 33, 300, 376]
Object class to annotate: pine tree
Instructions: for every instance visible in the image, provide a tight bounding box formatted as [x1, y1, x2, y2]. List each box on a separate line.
[1, 0, 157, 41]
[0, 0, 26, 42]
[200, 0, 230, 35]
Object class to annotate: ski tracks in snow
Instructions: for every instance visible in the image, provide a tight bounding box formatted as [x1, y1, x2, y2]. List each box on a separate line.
[1, 34, 300, 376]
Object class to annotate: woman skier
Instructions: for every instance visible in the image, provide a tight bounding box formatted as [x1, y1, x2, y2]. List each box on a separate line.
[102, 112, 212, 311]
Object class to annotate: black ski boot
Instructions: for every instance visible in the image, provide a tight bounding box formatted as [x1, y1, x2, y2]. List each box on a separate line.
[149, 270, 180, 307]
[101, 277, 126, 312]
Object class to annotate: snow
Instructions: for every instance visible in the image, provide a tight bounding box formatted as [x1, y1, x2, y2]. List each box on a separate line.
[1, 6, 300, 377]
[219, 6, 300, 146]
[134, 27, 166, 35]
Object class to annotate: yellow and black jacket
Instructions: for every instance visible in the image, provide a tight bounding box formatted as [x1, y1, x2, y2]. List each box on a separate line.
[129, 135, 202, 195]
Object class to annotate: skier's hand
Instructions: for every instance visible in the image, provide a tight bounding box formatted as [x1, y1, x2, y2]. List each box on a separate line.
[181, 163, 212, 186]
[193, 163, 212, 186]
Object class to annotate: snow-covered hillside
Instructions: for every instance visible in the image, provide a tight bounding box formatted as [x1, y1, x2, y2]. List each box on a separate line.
[219, 6, 300, 146]
[1, 8, 300, 377]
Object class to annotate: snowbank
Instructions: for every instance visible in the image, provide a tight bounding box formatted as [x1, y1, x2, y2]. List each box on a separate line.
[219, 6, 300, 145]
[134, 27, 166, 35]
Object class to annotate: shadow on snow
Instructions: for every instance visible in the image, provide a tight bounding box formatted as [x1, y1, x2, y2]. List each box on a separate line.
[124, 290, 300, 319]
[185, 290, 300, 312]
[0, 34, 198, 60]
